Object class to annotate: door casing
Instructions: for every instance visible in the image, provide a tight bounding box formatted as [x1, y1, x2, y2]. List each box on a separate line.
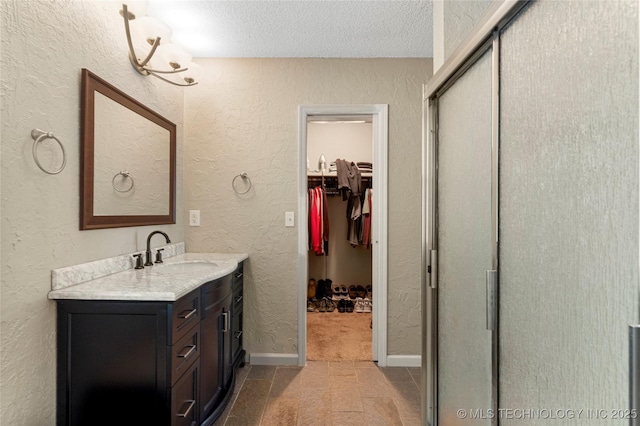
[297, 104, 389, 366]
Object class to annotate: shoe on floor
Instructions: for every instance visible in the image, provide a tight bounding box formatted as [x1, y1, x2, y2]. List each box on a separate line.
[316, 279, 325, 299]
[355, 297, 364, 313]
[338, 299, 346, 313]
[366, 285, 372, 299]
[307, 300, 315, 312]
[348, 285, 358, 299]
[363, 298, 372, 313]
[340, 285, 349, 299]
[308, 279, 316, 299]
[346, 300, 354, 313]
[324, 297, 336, 312]
[332, 282, 341, 299]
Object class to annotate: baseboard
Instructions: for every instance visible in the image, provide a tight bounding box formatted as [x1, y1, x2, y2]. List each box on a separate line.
[385, 355, 421, 367]
[249, 353, 299, 366]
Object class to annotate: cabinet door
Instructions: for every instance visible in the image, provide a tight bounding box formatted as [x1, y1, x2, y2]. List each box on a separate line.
[56, 300, 169, 426]
[221, 298, 233, 386]
[199, 276, 231, 423]
[231, 305, 243, 367]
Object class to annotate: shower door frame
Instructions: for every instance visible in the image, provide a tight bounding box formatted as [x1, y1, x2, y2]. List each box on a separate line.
[422, 1, 530, 425]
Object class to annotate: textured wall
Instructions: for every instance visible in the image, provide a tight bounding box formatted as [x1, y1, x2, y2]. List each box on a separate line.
[443, 0, 493, 62]
[0, 1, 184, 424]
[183, 58, 431, 357]
[499, 0, 638, 421]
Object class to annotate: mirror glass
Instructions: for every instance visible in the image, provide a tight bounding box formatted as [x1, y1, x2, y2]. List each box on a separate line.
[81, 69, 176, 230]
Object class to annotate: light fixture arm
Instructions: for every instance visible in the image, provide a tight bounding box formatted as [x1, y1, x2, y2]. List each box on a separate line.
[120, 3, 198, 87]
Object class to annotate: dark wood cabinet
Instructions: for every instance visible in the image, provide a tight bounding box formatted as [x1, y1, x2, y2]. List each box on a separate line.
[56, 268, 245, 426]
[231, 262, 245, 369]
[199, 275, 231, 424]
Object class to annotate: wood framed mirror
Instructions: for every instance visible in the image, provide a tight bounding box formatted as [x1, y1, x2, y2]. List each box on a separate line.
[80, 69, 176, 230]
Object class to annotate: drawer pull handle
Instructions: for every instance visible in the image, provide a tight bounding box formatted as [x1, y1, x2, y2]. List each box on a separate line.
[235, 272, 243, 279]
[234, 331, 243, 339]
[235, 295, 243, 303]
[222, 312, 229, 332]
[178, 308, 197, 320]
[178, 345, 196, 359]
[176, 399, 195, 418]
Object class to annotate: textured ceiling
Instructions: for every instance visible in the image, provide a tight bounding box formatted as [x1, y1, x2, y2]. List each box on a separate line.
[146, 0, 433, 58]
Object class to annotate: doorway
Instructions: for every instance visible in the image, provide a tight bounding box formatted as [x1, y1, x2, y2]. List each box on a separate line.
[297, 104, 389, 366]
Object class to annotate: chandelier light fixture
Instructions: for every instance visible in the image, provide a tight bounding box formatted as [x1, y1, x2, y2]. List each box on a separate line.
[120, 3, 202, 87]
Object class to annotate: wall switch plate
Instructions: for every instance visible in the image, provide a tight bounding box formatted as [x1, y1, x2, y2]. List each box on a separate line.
[285, 211, 295, 227]
[189, 210, 200, 227]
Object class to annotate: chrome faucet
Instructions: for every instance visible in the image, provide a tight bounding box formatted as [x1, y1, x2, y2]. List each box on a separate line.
[145, 230, 171, 266]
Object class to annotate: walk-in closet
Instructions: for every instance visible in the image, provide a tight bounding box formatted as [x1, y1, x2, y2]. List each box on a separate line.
[306, 115, 374, 362]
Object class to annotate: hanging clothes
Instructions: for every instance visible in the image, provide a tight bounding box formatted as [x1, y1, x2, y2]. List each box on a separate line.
[309, 188, 322, 254]
[335, 159, 362, 200]
[308, 186, 330, 256]
[362, 188, 373, 249]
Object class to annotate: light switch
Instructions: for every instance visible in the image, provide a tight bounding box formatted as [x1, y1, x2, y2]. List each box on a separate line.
[285, 211, 295, 227]
[189, 210, 200, 226]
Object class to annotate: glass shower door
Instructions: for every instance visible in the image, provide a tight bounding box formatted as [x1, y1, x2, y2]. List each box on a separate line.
[498, 1, 639, 423]
[437, 49, 494, 424]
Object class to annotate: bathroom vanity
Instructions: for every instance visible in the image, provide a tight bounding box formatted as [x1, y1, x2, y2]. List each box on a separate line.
[49, 246, 247, 426]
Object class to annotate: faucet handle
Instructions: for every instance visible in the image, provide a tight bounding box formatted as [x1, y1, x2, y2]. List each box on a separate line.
[155, 248, 165, 264]
[133, 253, 144, 269]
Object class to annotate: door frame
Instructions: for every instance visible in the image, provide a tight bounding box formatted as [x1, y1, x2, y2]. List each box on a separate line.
[297, 104, 389, 366]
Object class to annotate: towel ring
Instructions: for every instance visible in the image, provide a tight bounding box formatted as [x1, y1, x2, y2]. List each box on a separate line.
[232, 172, 252, 194]
[112, 171, 135, 193]
[31, 129, 66, 175]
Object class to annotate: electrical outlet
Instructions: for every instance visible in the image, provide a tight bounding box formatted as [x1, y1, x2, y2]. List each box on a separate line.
[285, 211, 295, 227]
[189, 210, 200, 226]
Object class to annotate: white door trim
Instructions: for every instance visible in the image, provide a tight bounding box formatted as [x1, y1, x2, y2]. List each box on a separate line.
[297, 104, 389, 366]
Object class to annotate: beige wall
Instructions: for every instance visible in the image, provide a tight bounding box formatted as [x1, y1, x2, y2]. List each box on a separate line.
[0, 2, 185, 424]
[184, 58, 432, 357]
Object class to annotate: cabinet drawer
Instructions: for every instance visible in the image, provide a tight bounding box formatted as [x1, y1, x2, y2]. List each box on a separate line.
[171, 290, 200, 344]
[232, 263, 243, 291]
[171, 360, 199, 426]
[170, 323, 200, 386]
[201, 277, 232, 312]
[231, 305, 243, 361]
[232, 286, 243, 312]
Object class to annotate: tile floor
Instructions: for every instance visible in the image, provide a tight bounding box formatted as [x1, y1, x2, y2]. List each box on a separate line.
[214, 361, 421, 425]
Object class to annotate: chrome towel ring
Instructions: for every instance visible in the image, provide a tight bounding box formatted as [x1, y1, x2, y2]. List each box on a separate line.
[112, 171, 135, 193]
[31, 128, 66, 175]
[232, 172, 252, 194]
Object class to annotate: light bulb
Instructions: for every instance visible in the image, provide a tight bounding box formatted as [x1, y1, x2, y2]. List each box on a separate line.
[155, 43, 192, 70]
[129, 16, 172, 47]
[181, 62, 202, 85]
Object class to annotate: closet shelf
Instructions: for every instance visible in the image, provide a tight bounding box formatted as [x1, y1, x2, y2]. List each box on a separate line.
[307, 173, 372, 195]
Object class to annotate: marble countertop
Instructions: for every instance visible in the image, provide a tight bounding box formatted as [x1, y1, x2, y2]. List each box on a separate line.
[48, 251, 248, 302]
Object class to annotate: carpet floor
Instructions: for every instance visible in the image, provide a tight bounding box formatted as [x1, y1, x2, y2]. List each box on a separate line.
[306, 310, 372, 361]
